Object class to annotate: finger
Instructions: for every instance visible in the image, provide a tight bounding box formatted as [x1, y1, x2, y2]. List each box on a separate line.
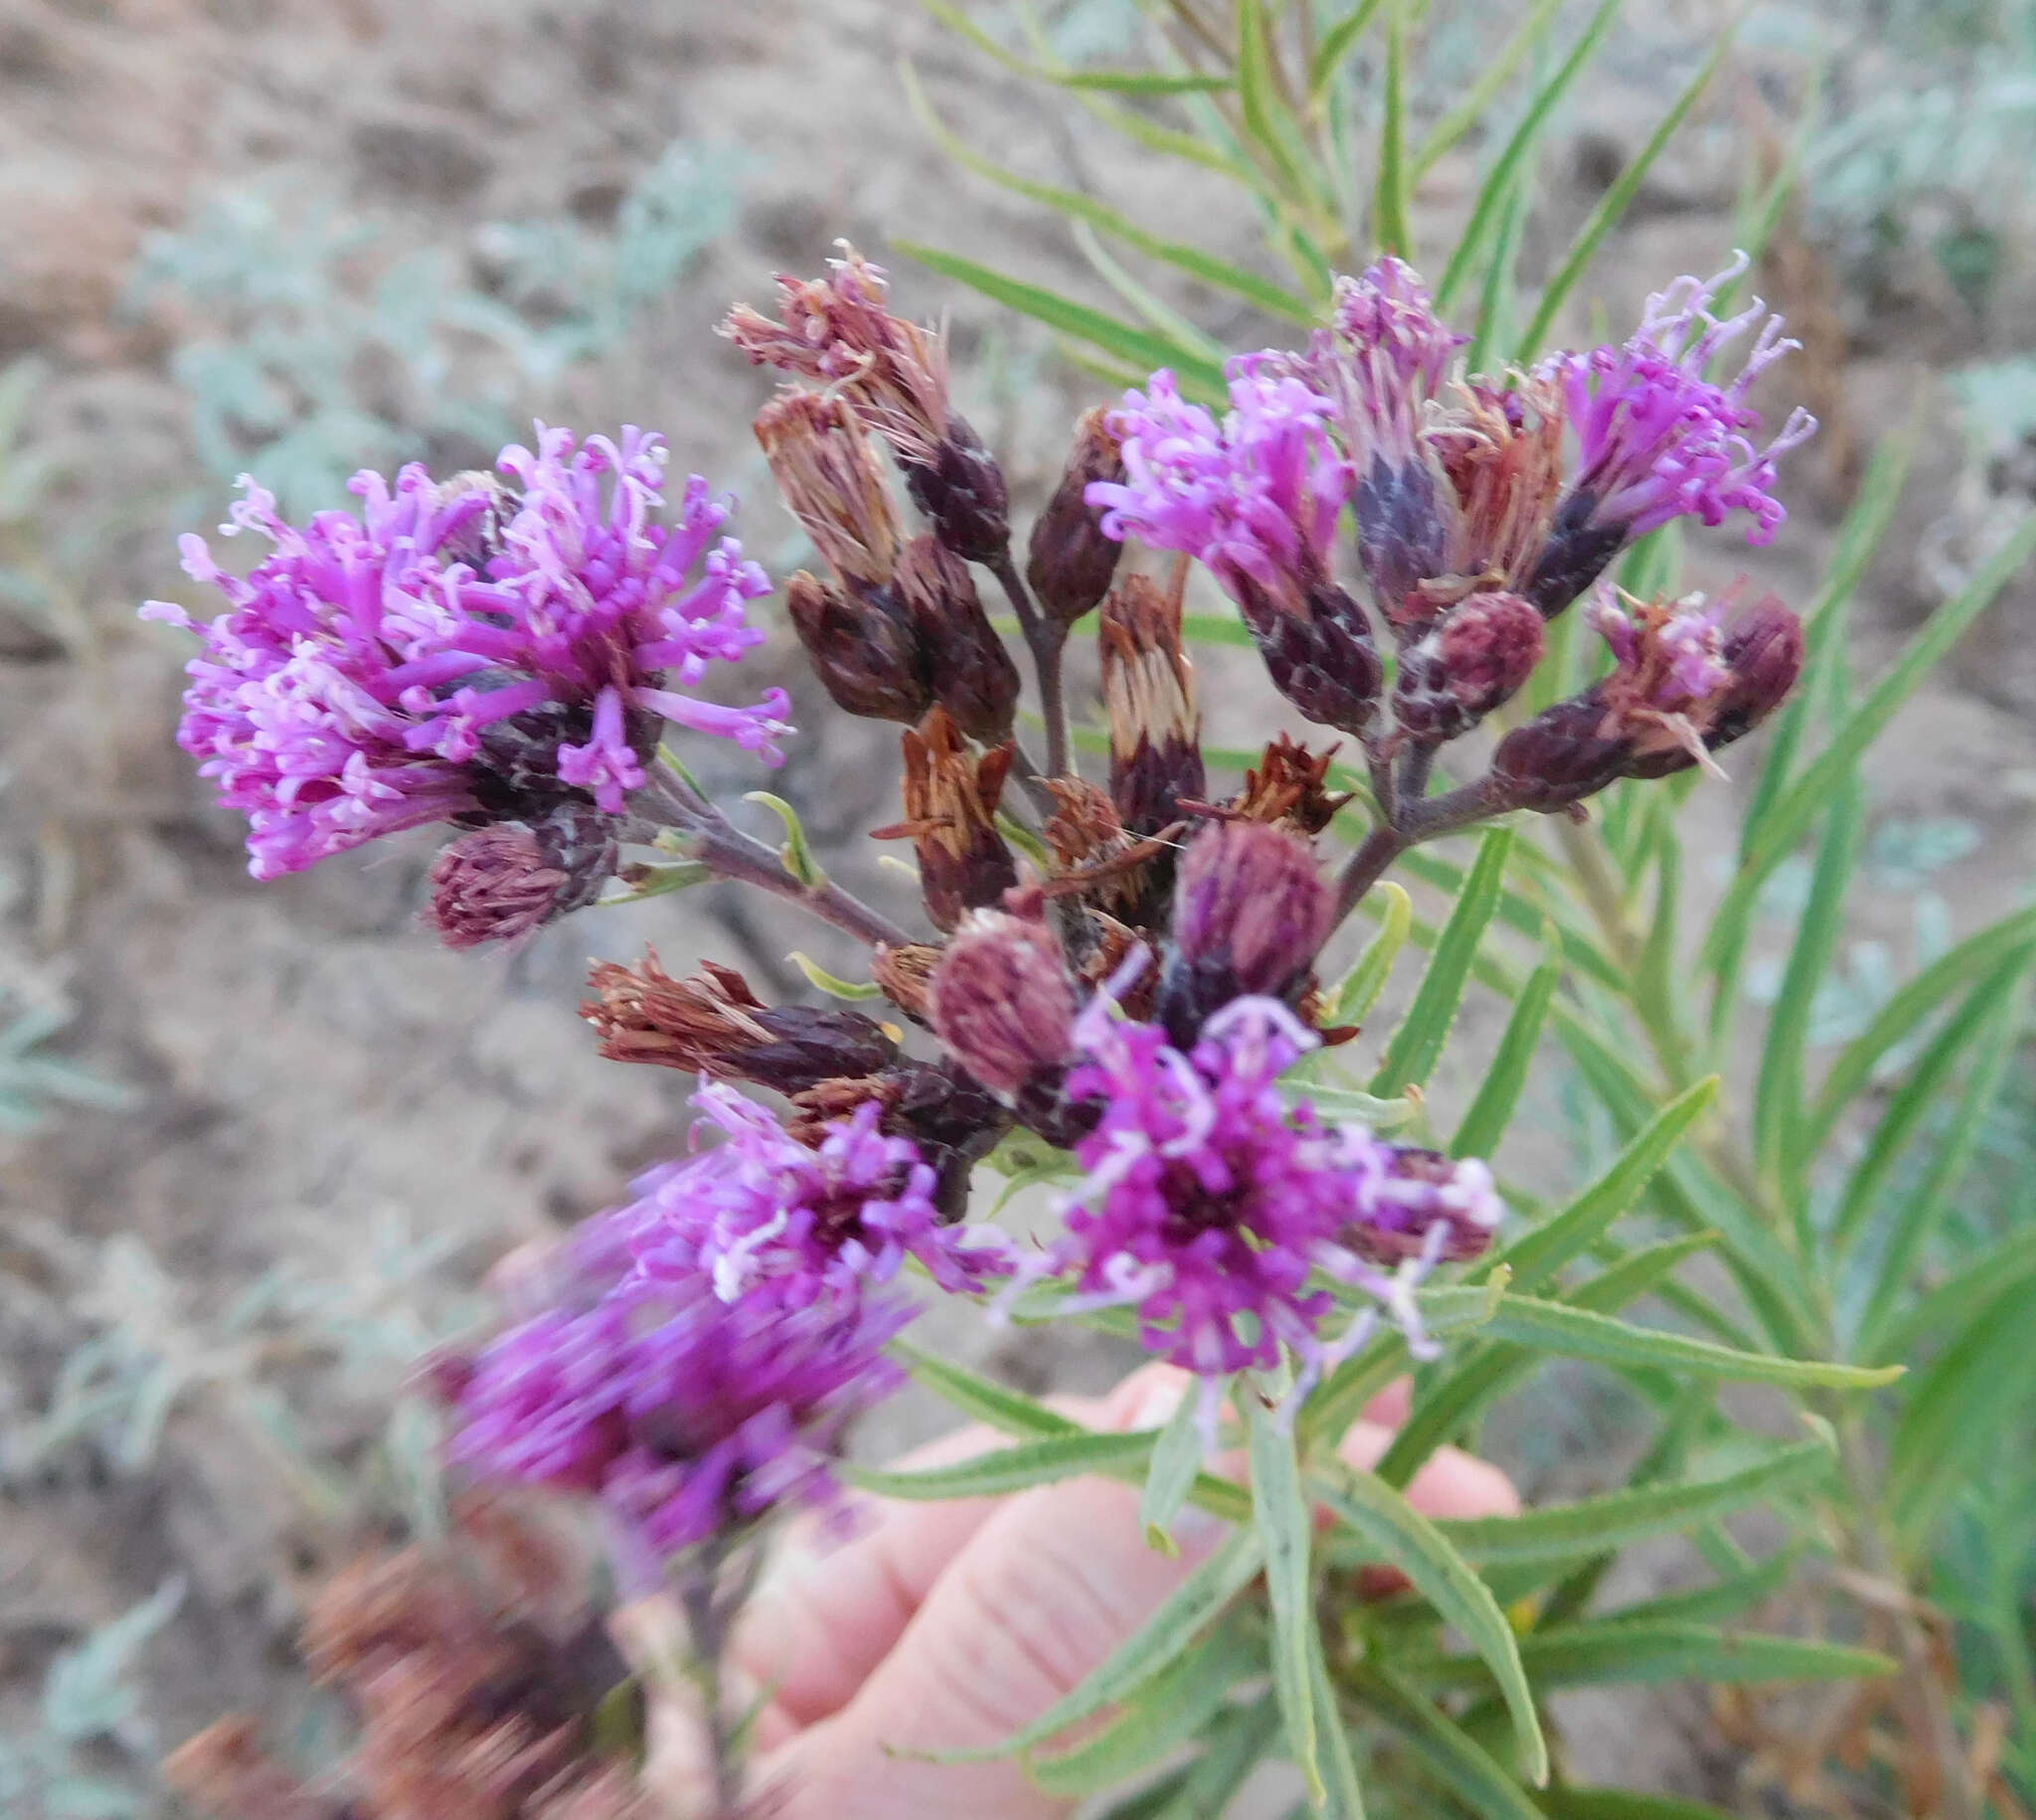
[1337, 1417, 1520, 1522]
[757, 1459, 1226, 1820]
[733, 1392, 1114, 1739]
[1361, 1375, 1414, 1429]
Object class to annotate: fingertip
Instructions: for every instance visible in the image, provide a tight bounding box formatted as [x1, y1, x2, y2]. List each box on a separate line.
[1408, 1443, 1520, 1521]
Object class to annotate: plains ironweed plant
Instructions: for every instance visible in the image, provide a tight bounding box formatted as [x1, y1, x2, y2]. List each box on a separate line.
[141, 208, 1933, 1817]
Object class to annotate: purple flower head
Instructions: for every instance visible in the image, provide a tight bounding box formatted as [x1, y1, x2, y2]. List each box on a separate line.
[440, 1262, 909, 1564]
[1089, 367, 1354, 614]
[1532, 253, 1817, 611]
[1588, 585, 1735, 773]
[1322, 257, 1467, 466]
[621, 1081, 1010, 1305]
[141, 428, 790, 879]
[1048, 966, 1504, 1389]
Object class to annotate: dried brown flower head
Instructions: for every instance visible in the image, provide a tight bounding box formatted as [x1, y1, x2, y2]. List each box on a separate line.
[1219, 737, 1355, 836]
[872, 707, 1019, 931]
[1100, 572, 1204, 836]
[754, 391, 901, 588]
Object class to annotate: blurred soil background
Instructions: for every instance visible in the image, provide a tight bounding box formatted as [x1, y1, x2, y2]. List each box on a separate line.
[0, 0, 2033, 1810]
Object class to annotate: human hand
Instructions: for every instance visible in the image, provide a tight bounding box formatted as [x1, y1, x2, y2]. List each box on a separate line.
[644, 1362, 1517, 1820]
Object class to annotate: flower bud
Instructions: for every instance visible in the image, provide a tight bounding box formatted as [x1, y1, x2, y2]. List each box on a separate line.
[785, 570, 933, 725]
[1236, 577, 1384, 738]
[872, 707, 1020, 931]
[1160, 820, 1331, 1041]
[896, 535, 1020, 744]
[1711, 595, 1805, 747]
[584, 952, 899, 1091]
[1392, 589, 1545, 744]
[755, 392, 902, 589]
[1027, 408, 1125, 625]
[905, 412, 1011, 564]
[929, 910, 1078, 1098]
[426, 803, 618, 948]
[1100, 573, 1204, 836]
[1487, 690, 1632, 813]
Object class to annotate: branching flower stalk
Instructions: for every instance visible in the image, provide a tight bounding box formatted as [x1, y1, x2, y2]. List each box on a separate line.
[145, 243, 1818, 1815]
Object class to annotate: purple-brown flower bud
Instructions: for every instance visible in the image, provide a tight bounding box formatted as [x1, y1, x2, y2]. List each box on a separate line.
[895, 535, 1020, 744]
[1028, 408, 1125, 625]
[755, 392, 901, 589]
[1487, 689, 1633, 813]
[1160, 819, 1331, 1041]
[1101, 573, 1204, 836]
[928, 910, 1079, 1098]
[785, 569, 933, 725]
[1355, 447, 1454, 634]
[584, 952, 899, 1091]
[872, 707, 1020, 931]
[1236, 577, 1384, 738]
[1392, 589, 1546, 744]
[425, 803, 617, 949]
[905, 412, 1012, 565]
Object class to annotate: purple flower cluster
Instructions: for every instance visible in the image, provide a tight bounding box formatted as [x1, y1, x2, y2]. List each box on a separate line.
[622, 1081, 1010, 1304]
[142, 427, 789, 880]
[1542, 255, 1817, 548]
[436, 1082, 1010, 1562]
[1091, 252, 1814, 636]
[1088, 369, 1354, 613]
[1051, 974, 1502, 1383]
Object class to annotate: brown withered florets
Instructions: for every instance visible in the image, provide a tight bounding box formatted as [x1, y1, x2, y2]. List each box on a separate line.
[584, 952, 898, 1093]
[872, 707, 1019, 932]
[1210, 737, 1355, 837]
[754, 391, 901, 589]
[1100, 573, 1204, 837]
[1040, 777, 1178, 928]
[1425, 374, 1567, 612]
[788, 1074, 906, 1146]
[171, 1505, 647, 1820]
[872, 940, 942, 1023]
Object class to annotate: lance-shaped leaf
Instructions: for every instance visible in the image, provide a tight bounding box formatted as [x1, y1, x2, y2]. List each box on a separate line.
[1342, 1663, 1546, 1820]
[1449, 942, 1560, 1160]
[1370, 828, 1512, 1096]
[1314, 1466, 1548, 1784]
[1431, 1439, 1832, 1568]
[894, 1342, 1081, 1440]
[844, 1429, 1155, 1500]
[1330, 882, 1412, 1024]
[1247, 1400, 1321, 1802]
[1407, 1620, 1894, 1691]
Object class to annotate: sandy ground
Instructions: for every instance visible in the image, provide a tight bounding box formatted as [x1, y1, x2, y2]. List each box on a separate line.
[0, 0, 2030, 1808]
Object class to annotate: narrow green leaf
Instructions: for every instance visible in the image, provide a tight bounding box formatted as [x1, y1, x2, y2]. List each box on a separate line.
[1411, 0, 1569, 179]
[1409, 1621, 1894, 1692]
[1480, 1297, 1901, 1391]
[1331, 882, 1412, 1024]
[895, 242, 1229, 398]
[1070, 219, 1230, 364]
[1027, 1617, 1263, 1799]
[902, 64, 1317, 325]
[1874, 1224, 2036, 1367]
[1370, 828, 1512, 1096]
[1236, 0, 1320, 210]
[1376, 1235, 1718, 1487]
[1247, 1401, 1321, 1802]
[1483, 1076, 1717, 1293]
[785, 951, 886, 1001]
[599, 859, 713, 906]
[895, 1341, 1080, 1440]
[1373, 0, 1411, 259]
[1753, 769, 1864, 1192]
[935, 1528, 1268, 1761]
[1392, 847, 1625, 995]
[1305, 1619, 1368, 1818]
[1602, 1546, 1801, 1629]
[1308, 0, 1389, 102]
[845, 1429, 1153, 1501]
[1832, 949, 2031, 1254]
[1805, 903, 2036, 1150]
[1858, 965, 2025, 1350]
[1517, 28, 1732, 357]
[1544, 1789, 1771, 1820]
[1342, 1663, 1546, 1820]
[1889, 1274, 2036, 1545]
[1704, 515, 2036, 980]
[1315, 1468, 1548, 1783]
[1141, 1383, 1210, 1555]
[1465, 149, 1533, 375]
[1152, 1694, 1282, 1820]
[1433, 1441, 1830, 1568]
[1450, 949, 1559, 1159]
[1434, 0, 1621, 316]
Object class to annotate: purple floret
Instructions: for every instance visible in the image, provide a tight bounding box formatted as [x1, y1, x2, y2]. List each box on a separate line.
[142, 426, 790, 879]
[1543, 254, 1817, 548]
